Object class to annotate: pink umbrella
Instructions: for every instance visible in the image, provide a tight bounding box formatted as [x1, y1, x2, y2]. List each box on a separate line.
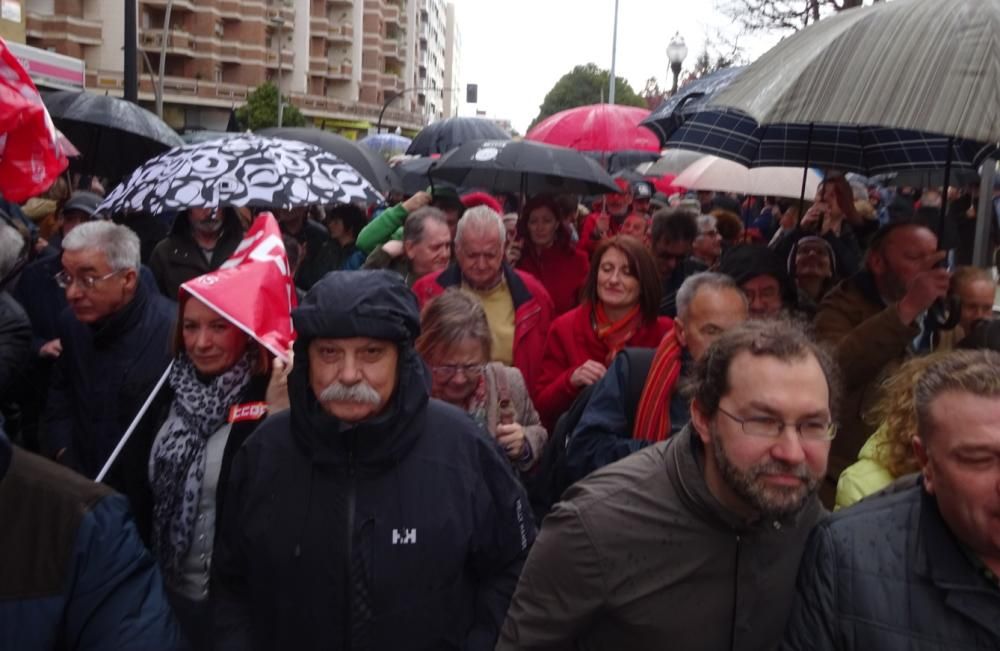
[526, 104, 661, 154]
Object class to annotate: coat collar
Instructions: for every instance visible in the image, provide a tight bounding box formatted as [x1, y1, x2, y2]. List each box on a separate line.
[435, 262, 534, 309]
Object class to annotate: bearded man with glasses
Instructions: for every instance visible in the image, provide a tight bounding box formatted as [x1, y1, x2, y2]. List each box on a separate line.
[43, 222, 174, 479]
[498, 319, 838, 651]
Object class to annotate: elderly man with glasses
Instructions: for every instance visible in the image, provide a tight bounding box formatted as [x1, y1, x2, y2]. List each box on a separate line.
[499, 319, 837, 651]
[43, 221, 175, 479]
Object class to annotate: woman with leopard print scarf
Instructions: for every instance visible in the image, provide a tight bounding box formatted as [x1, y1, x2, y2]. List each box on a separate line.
[111, 294, 290, 651]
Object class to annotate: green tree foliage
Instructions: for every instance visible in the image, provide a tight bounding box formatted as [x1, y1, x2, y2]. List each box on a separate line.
[235, 82, 307, 131]
[530, 64, 646, 130]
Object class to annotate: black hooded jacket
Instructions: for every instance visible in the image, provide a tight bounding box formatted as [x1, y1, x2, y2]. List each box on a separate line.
[211, 271, 535, 651]
[148, 209, 245, 299]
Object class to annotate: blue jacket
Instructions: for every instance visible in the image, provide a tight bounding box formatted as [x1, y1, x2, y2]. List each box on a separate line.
[42, 280, 175, 478]
[0, 429, 180, 650]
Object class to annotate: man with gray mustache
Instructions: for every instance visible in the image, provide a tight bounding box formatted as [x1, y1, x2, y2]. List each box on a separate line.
[212, 270, 534, 650]
[498, 319, 837, 651]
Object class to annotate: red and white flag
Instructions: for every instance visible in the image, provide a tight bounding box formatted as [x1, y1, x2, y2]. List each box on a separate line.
[181, 212, 296, 361]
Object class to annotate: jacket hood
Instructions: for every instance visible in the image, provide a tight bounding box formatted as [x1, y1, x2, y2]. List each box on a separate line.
[719, 244, 798, 308]
[288, 270, 430, 469]
[169, 207, 243, 239]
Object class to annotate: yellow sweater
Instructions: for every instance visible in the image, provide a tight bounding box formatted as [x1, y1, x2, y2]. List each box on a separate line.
[465, 280, 515, 366]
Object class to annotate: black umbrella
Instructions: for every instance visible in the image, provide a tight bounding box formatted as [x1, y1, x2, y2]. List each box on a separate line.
[98, 134, 382, 215]
[428, 139, 620, 196]
[407, 117, 510, 156]
[42, 90, 184, 181]
[392, 157, 439, 195]
[260, 127, 400, 195]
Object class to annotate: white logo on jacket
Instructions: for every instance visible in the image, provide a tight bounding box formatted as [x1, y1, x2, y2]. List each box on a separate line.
[392, 528, 417, 545]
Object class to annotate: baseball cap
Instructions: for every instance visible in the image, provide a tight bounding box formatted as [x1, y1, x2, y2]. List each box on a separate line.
[62, 191, 104, 218]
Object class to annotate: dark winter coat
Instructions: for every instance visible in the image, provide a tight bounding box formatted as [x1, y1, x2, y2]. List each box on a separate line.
[212, 270, 535, 650]
[148, 209, 244, 299]
[42, 281, 175, 479]
[781, 479, 1000, 650]
[0, 292, 30, 408]
[0, 429, 180, 650]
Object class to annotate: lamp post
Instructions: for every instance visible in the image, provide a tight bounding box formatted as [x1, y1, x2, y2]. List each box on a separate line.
[667, 33, 688, 94]
[124, 0, 138, 102]
[271, 17, 285, 127]
[608, 0, 620, 105]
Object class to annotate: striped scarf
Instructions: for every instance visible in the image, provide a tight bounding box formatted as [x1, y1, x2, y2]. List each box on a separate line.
[632, 329, 683, 442]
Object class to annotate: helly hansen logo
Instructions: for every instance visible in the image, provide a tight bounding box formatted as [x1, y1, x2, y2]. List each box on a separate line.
[392, 528, 417, 545]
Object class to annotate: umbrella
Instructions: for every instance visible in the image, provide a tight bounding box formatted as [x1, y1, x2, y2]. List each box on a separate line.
[645, 149, 707, 176]
[709, 0, 1000, 145]
[391, 157, 447, 196]
[43, 90, 184, 180]
[98, 134, 382, 216]
[180, 130, 245, 145]
[642, 67, 747, 144]
[674, 155, 822, 199]
[428, 139, 620, 196]
[359, 133, 413, 159]
[407, 117, 510, 156]
[527, 104, 661, 172]
[261, 126, 400, 195]
[0, 39, 69, 202]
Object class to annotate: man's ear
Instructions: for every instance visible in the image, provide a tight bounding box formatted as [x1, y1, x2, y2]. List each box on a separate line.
[913, 435, 935, 494]
[690, 398, 712, 447]
[674, 318, 688, 349]
[122, 268, 139, 293]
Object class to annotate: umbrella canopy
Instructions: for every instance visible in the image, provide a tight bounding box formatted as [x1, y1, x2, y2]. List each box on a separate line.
[0, 40, 69, 202]
[391, 157, 446, 196]
[428, 139, 620, 196]
[261, 126, 400, 195]
[407, 117, 510, 156]
[359, 133, 413, 159]
[674, 155, 822, 199]
[181, 130, 244, 145]
[98, 134, 382, 216]
[645, 149, 708, 176]
[43, 90, 184, 181]
[709, 0, 1000, 144]
[642, 67, 747, 144]
[527, 104, 660, 153]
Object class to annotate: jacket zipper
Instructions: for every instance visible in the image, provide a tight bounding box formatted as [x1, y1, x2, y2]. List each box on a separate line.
[730, 534, 741, 651]
[345, 443, 357, 650]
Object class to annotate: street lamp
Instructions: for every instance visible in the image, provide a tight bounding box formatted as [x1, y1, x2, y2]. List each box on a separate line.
[667, 33, 688, 94]
[271, 17, 285, 128]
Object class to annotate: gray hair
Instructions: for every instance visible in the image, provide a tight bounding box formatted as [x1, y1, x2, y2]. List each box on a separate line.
[0, 222, 25, 280]
[454, 205, 505, 250]
[62, 221, 141, 271]
[696, 214, 717, 232]
[403, 206, 449, 243]
[915, 349, 1000, 442]
[676, 272, 746, 321]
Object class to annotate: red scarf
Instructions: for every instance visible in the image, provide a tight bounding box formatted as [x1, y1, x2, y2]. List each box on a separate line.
[593, 302, 643, 366]
[632, 329, 683, 442]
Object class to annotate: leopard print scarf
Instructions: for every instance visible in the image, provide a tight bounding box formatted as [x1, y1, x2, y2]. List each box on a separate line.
[149, 351, 253, 585]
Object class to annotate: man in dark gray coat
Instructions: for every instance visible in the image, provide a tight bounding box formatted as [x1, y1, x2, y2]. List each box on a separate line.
[781, 349, 1000, 650]
[498, 319, 837, 651]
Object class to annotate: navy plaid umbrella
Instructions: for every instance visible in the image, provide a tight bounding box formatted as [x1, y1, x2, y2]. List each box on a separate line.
[641, 67, 747, 144]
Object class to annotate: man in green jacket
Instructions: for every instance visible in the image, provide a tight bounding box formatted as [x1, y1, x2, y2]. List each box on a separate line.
[355, 188, 465, 255]
[497, 319, 836, 651]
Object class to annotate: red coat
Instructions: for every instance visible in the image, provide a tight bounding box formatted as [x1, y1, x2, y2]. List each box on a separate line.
[576, 211, 622, 259]
[516, 244, 589, 316]
[411, 263, 555, 400]
[535, 304, 673, 428]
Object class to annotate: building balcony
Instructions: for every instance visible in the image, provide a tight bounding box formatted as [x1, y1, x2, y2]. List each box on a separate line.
[26, 13, 103, 45]
[381, 73, 404, 93]
[139, 29, 196, 56]
[328, 22, 353, 42]
[383, 38, 404, 64]
[309, 56, 327, 74]
[140, 0, 195, 12]
[218, 41, 241, 62]
[266, 49, 295, 70]
[382, 4, 400, 25]
[328, 0, 353, 7]
[328, 62, 352, 80]
[310, 15, 329, 33]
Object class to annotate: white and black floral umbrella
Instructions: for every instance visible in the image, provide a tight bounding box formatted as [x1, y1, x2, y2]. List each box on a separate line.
[98, 135, 382, 215]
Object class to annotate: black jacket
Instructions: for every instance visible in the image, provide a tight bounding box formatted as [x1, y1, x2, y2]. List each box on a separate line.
[211, 271, 535, 650]
[42, 281, 175, 478]
[111, 374, 271, 548]
[0, 292, 30, 439]
[148, 209, 244, 299]
[781, 480, 1000, 650]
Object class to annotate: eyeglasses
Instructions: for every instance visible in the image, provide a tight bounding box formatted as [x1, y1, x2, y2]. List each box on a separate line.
[54, 269, 123, 290]
[430, 363, 486, 380]
[717, 405, 837, 441]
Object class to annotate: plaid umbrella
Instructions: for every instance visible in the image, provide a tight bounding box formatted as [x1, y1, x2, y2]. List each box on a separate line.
[642, 67, 746, 144]
[709, 0, 1000, 145]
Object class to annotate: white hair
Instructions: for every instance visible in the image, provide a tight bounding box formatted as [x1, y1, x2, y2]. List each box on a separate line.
[0, 222, 25, 279]
[696, 214, 717, 232]
[62, 221, 141, 271]
[454, 205, 506, 250]
[676, 272, 746, 321]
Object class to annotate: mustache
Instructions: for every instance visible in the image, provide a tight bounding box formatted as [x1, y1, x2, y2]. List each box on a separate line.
[753, 460, 812, 482]
[317, 381, 382, 406]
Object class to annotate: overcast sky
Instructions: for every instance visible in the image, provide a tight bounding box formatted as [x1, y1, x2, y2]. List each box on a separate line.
[448, 0, 787, 133]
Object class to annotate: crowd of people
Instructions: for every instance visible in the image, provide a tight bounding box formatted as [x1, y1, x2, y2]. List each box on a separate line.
[0, 165, 999, 650]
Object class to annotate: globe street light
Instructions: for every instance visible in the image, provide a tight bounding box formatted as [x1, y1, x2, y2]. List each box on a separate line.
[667, 33, 688, 94]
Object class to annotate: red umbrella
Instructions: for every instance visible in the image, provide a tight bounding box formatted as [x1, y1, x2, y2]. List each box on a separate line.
[526, 104, 661, 154]
[650, 173, 685, 197]
[0, 37, 69, 202]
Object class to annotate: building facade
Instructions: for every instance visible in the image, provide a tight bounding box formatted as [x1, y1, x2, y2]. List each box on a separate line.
[20, 0, 457, 137]
[441, 1, 458, 118]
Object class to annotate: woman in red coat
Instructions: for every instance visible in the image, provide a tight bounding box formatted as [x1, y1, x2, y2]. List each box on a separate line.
[515, 195, 590, 315]
[535, 235, 673, 427]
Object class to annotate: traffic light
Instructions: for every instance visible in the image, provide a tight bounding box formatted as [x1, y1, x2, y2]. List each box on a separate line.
[466, 83, 478, 104]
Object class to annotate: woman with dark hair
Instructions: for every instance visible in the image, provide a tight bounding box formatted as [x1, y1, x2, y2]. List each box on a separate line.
[113, 291, 289, 650]
[515, 194, 590, 315]
[415, 289, 546, 473]
[535, 235, 672, 427]
[326, 203, 369, 270]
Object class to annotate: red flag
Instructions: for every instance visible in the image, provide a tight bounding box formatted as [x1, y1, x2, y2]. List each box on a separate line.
[0, 37, 69, 202]
[181, 213, 296, 361]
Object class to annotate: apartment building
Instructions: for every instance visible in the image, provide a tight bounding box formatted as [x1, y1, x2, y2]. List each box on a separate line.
[441, 1, 458, 118]
[21, 0, 440, 136]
